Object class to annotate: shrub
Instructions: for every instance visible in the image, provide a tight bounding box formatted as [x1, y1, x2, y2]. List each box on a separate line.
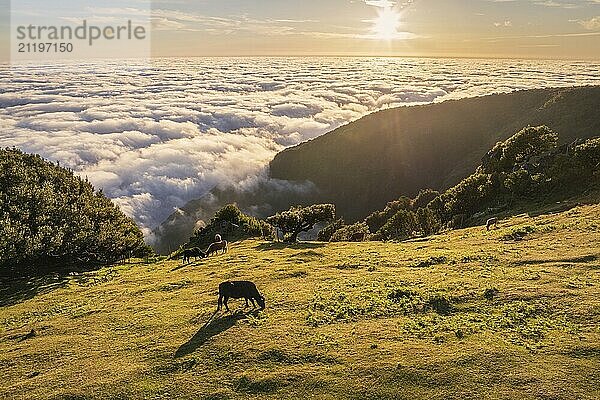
[317, 218, 344, 242]
[375, 209, 418, 241]
[330, 222, 370, 242]
[427, 294, 452, 315]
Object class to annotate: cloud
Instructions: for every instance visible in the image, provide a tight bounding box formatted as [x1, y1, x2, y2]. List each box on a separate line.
[1, 58, 599, 239]
[363, 0, 414, 8]
[487, 0, 597, 7]
[365, 0, 397, 7]
[574, 16, 600, 30]
[494, 20, 513, 27]
[533, 1, 579, 8]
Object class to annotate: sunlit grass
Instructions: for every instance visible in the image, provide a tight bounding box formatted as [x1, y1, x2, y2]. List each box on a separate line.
[1, 204, 599, 399]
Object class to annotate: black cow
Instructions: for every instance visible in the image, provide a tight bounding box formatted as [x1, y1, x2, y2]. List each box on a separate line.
[217, 281, 265, 311]
[182, 247, 207, 264]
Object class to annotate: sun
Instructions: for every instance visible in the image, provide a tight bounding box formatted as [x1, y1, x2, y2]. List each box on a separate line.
[372, 7, 402, 40]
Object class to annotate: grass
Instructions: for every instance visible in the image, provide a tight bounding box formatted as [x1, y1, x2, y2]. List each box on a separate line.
[1, 204, 600, 399]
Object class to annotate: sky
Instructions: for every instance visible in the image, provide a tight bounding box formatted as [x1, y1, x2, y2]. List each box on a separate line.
[148, 0, 600, 59]
[1, 0, 600, 60]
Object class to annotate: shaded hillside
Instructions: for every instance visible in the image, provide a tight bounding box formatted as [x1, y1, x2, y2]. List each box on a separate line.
[2, 204, 600, 399]
[270, 86, 600, 221]
[326, 126, 600, 243]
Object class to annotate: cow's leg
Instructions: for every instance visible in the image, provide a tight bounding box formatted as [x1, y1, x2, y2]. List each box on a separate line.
[217, 294, 223, 311]
[223, 296, 230, 312]
[250, 298, 256, 308]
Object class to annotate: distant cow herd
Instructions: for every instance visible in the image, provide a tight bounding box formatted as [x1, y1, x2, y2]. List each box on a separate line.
[176, 234, 266, 311]
[179, 218, 502, 313]
[181, 234, 228, 263]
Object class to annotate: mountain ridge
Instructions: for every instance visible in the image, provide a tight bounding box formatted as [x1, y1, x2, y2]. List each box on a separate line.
[269, 85, 600, 220]
[152, 86, 600, 252]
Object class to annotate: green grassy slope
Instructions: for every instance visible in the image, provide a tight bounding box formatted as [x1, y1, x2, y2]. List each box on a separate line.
[1, 204, 600, 399]
[270, 86, 600, 221]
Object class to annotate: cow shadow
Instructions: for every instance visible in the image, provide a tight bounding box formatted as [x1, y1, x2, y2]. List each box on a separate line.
[170, 258, 207, 272]
[175, 309, 259, 358]
[255, 242, 326, 251]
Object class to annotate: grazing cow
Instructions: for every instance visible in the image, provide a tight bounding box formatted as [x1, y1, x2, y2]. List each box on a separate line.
[217, 281, 265, 311]
[182, 247, 207, 264]
[350, 232, 367, 242]
[486, 217, 499, 231]
[206, 240, 228, 256]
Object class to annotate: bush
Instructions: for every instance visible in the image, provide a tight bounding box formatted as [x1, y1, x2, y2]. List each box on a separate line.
[375, 209, 418, 241]
[317, 218, 345, 242]
[427, 294, 452, 315]
[330, 222, 370, 242]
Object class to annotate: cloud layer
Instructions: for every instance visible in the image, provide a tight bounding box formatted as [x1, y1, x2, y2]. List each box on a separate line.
[1, 57, 599, 239]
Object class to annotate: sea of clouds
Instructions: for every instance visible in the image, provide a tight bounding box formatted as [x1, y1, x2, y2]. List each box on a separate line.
[1, 57, 599, 240]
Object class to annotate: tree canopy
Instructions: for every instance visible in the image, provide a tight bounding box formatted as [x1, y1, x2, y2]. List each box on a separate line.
[187, 204, 273, 251]
[267, 204, 335, 242]
[0, 148, 150, 276]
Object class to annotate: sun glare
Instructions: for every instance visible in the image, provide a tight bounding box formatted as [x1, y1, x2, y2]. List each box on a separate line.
[372, 7, 402, 40]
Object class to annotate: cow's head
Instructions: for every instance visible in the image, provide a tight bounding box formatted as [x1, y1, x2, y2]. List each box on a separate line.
[256, 295, 266, 309]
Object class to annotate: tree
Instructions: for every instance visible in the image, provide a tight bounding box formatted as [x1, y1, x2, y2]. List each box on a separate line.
[412, 189, 440, 210]
[0, 148, 150, 275]
[365, 196, 412, 233]
[318, 218, 345, 242]
[416, 207, 442, 236]
[481, 126, 558, 174]
[375, 209, 418, 241]
[267, 204, 335, 242]
[189, 204, 273, 250]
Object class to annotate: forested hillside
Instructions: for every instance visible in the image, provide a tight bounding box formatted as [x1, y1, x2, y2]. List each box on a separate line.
[322, 126, 600, 243]
[270, 86, 600, 221]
